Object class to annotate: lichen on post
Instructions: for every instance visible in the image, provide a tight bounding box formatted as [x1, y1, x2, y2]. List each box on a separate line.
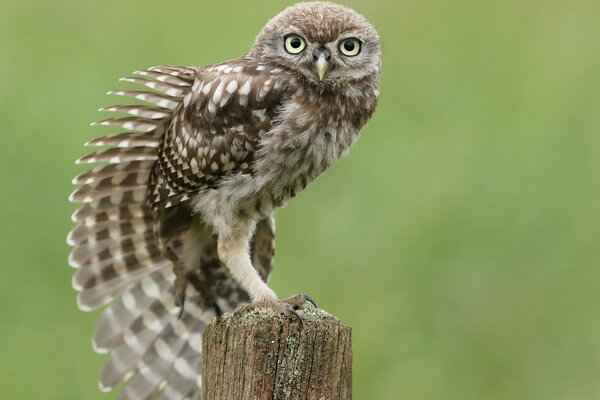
[201, 303, 352, 400]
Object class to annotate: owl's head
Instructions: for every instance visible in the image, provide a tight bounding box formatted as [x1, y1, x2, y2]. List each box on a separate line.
[249, 2, 380, 86]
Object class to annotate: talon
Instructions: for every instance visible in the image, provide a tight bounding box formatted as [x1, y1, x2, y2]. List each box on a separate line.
[300, 294, 317, 308]
[176, 294, 186, 319]
[283, 303, 303, 327]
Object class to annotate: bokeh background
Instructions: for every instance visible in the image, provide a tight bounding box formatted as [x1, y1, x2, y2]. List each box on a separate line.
[1, 0, 599, 398]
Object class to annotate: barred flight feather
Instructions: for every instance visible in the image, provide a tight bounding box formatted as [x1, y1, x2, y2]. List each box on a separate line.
[99, 105, 172, 119]
[93, 270, 174, 353]
[107, 90, 181, 110]
[69, 65, 219, 398]
[78, 189, 149, 212]
[119, 77, 189, 97]
[76, 259, 171, 311]
[69, 183, 147, 204]
[120, 315, 203, 400]
[85, 132, 161, 148]
[133, 70, 193, 87]
[72, 161, 155, 184]
[68, 218, 153, 245]
[71, 204, 149, 224]
[155, 346, 202, 400]
[91, 116, 163, 132]
[77, 147, 158, 164]
[69, 233, 153, 267]
[99, 289, 179, 389]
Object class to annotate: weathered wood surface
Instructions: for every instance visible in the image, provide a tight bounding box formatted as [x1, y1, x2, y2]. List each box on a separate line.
[201, 303, 352, 400]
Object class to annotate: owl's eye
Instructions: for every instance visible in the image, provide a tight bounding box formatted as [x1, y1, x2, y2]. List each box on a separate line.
[339, 38, 361, 57]
[284, 35, 306, 54]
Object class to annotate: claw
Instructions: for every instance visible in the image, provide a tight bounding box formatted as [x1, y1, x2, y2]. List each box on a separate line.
[176, 294, 186, 320]
[282, 302, 303, 327]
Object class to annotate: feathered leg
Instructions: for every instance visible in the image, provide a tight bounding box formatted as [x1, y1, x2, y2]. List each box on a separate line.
[216, 218, 278, 303]
[216, 217, 313, 322]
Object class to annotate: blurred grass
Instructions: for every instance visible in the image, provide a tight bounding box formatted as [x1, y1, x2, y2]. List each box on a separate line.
[1, 0, 599, 398]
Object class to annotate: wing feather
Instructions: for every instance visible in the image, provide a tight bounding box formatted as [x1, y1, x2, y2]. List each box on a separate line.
[69, 61, 280, 399]
[93, 270, 173, 353]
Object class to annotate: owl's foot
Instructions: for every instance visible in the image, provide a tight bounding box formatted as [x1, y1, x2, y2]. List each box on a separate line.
[232, 294, 317, 326]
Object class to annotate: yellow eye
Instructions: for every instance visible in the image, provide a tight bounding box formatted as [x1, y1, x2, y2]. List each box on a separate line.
[339, 38, 361, 57]
[284, 35, 306, 54]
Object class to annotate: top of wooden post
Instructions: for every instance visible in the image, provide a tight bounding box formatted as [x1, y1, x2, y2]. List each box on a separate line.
[202, 303, 353, 400]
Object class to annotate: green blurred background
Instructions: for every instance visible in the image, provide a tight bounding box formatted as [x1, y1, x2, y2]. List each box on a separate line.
[1, 0, 599, 398]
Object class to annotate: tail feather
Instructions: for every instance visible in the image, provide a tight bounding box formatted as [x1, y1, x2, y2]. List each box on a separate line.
[157, 345, 203, 400]
[155, 299, 207, 400]
[118, 316, 202, 400]
[93, 270, 174, 353]
[99, 288, 178, 389]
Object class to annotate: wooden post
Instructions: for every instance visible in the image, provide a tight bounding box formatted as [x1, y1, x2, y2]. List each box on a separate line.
[201, 303, 352, 400]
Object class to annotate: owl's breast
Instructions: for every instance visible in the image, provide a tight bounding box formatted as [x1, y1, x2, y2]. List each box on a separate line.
[191, 88, 374, 220]
[246, 94, 362, 206]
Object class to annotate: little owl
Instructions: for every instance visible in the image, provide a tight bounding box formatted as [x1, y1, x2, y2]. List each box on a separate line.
[68, 2, 380, 398]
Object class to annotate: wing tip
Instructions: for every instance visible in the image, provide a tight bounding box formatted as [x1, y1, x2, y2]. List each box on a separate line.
[98, 380, 112, 393]
[72, 274, 84, 292]
[76, 294, 93, 312]
[92, 337, 109, 354]
[66, 230, 77, 246]
[67, 250, 81, 269]
[68, 189, 79, 203]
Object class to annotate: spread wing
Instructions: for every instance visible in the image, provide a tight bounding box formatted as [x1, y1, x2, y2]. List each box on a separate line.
[68, 62, 279, 399]
[147, 60, 294, 210]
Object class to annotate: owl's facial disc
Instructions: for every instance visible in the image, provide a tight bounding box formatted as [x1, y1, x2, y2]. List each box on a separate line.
[312, 48, 331, 80]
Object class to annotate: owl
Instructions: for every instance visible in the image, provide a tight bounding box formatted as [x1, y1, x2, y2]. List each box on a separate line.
[68, 2, 380, 398]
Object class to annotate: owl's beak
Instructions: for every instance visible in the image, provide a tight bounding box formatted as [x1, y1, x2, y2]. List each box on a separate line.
[313, 48, 331, 81]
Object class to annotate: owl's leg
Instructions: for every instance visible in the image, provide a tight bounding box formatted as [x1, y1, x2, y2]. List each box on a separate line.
[163, 246, 188, 318]
[216, 219, 278, 303]
[216, 218, 313, 324]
